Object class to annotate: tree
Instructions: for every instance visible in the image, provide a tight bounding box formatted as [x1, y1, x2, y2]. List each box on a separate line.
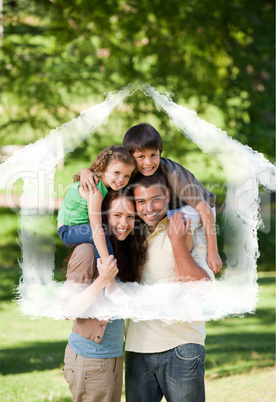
[1, 0, 274, 160]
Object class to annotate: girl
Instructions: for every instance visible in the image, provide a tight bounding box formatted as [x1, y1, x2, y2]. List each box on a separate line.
[57, 146, 136, 303]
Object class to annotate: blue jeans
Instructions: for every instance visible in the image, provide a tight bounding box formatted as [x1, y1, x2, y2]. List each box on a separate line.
[125, 344, 205, 402]
[58, 224, 114, 260]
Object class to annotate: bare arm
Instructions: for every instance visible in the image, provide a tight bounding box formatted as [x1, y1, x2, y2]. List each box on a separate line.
[167, 213, 211, 281]
[195, 200, 222, 274]
[64, 254, 118, 317]
[80, 167, 99, 193]
[183, 218, 193, 252]
[79, 186, 110, 261]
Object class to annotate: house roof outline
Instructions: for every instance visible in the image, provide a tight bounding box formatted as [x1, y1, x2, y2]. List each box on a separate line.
[0, 83, 275, 320]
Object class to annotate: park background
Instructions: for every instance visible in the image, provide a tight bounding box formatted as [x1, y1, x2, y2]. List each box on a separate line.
[0, 0, 275, 401]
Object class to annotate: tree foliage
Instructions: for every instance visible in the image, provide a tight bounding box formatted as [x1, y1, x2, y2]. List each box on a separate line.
[1, 0, 275, 160]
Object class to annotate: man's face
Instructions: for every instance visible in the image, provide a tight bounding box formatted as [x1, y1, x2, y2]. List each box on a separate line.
[134, 184, 170, 232]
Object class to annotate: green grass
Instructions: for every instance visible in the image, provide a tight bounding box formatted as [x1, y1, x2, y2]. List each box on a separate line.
[205, 367, 275, 401]
[0, 301, 72, 401]
[0, 272, 274, 401]
[205, 273, 275, 378]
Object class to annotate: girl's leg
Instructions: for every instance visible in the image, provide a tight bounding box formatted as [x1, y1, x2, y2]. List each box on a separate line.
[58, 224, 113, 253]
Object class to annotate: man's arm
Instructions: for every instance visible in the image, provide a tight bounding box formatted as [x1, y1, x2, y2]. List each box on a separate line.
[167, 213, 211, 281]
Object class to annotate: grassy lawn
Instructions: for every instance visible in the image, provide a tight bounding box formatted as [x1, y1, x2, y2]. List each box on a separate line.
[205, 367, 275, 402]
[0, 300, 72, 401]
[205, 273, 275, 378]
[0, 271, 275, 401]
[0, 198, 275, 401]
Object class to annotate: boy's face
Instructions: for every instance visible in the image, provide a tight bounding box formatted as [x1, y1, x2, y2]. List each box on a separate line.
[133, 149, 160, 176]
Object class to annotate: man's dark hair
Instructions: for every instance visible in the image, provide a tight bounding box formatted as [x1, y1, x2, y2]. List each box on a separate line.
[132, 171, 168, 195]
[123, 123, 163, 154]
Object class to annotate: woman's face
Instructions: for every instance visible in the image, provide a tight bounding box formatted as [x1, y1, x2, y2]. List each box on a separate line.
[107, 197, 135, 241]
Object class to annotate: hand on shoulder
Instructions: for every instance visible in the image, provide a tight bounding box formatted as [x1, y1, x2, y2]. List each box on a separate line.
[80, 167, 99, 194]
[97, 255, 118, 285]
[167, 213, 191, 245]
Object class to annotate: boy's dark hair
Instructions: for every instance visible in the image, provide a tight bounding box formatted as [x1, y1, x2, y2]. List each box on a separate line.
[123, 123, 163, 154]
[132, 171, 168, 195]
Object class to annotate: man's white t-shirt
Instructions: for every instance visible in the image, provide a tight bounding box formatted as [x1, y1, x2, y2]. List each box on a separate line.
[125, 217, 213, 353]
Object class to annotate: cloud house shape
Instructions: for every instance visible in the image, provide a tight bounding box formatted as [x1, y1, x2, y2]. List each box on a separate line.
[0, 83, 275, 322]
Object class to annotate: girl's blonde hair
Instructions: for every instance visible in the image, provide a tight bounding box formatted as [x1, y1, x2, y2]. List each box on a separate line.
[73, 146, 136, 182]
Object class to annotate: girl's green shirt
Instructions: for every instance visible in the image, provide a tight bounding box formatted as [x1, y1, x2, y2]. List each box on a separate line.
[57, 180, 108, 226]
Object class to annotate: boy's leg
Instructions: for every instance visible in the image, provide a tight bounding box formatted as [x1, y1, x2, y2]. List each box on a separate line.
[191, 226, 215, 278]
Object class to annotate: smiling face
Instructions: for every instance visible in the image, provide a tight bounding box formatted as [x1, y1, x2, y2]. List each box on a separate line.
[133, 149, 160, 176]
[134, 184, 170, 232]
[107, 197, 135, 241]
[102, 160, 135, 190]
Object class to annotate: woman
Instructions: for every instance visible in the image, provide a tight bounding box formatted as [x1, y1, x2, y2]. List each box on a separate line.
[62, 188, 147, 402]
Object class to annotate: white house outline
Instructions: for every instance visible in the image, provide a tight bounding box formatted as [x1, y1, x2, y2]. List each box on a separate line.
[0, 83, 275, 320]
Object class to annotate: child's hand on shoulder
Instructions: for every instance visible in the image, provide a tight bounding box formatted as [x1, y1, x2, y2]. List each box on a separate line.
[167, 213, 193, 251]
[80, 167, 99, 193]
[207, 252, 222, 274]
[97, 255, 118, 285]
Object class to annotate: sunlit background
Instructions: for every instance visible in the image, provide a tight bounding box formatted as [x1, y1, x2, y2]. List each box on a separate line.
[0, 1, 275, 400]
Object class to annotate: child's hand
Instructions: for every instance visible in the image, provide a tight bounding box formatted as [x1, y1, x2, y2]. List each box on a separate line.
[97, 255, 118, 285]
[80, 168, 99, 193]
[167, 213, 192, 248]
[207, 252, 222, 274]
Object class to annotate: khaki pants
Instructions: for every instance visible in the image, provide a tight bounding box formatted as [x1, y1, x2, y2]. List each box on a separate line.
[63, 344, 123, 402]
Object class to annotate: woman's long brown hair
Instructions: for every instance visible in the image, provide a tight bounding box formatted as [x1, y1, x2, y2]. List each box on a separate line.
[102, 188, 148, 283]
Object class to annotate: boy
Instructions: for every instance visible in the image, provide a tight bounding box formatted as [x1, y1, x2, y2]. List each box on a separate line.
[80, 123, 222, 274]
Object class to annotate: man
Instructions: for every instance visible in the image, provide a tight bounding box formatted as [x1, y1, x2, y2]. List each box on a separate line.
[125, 171, 214, 402]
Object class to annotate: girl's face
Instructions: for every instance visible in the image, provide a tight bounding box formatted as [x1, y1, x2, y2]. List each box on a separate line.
[103, 160, 135, 190]
[107, 197, 135, 241]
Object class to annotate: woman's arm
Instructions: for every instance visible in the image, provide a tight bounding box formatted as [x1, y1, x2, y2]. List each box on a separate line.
[64, 252, 118, 317]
